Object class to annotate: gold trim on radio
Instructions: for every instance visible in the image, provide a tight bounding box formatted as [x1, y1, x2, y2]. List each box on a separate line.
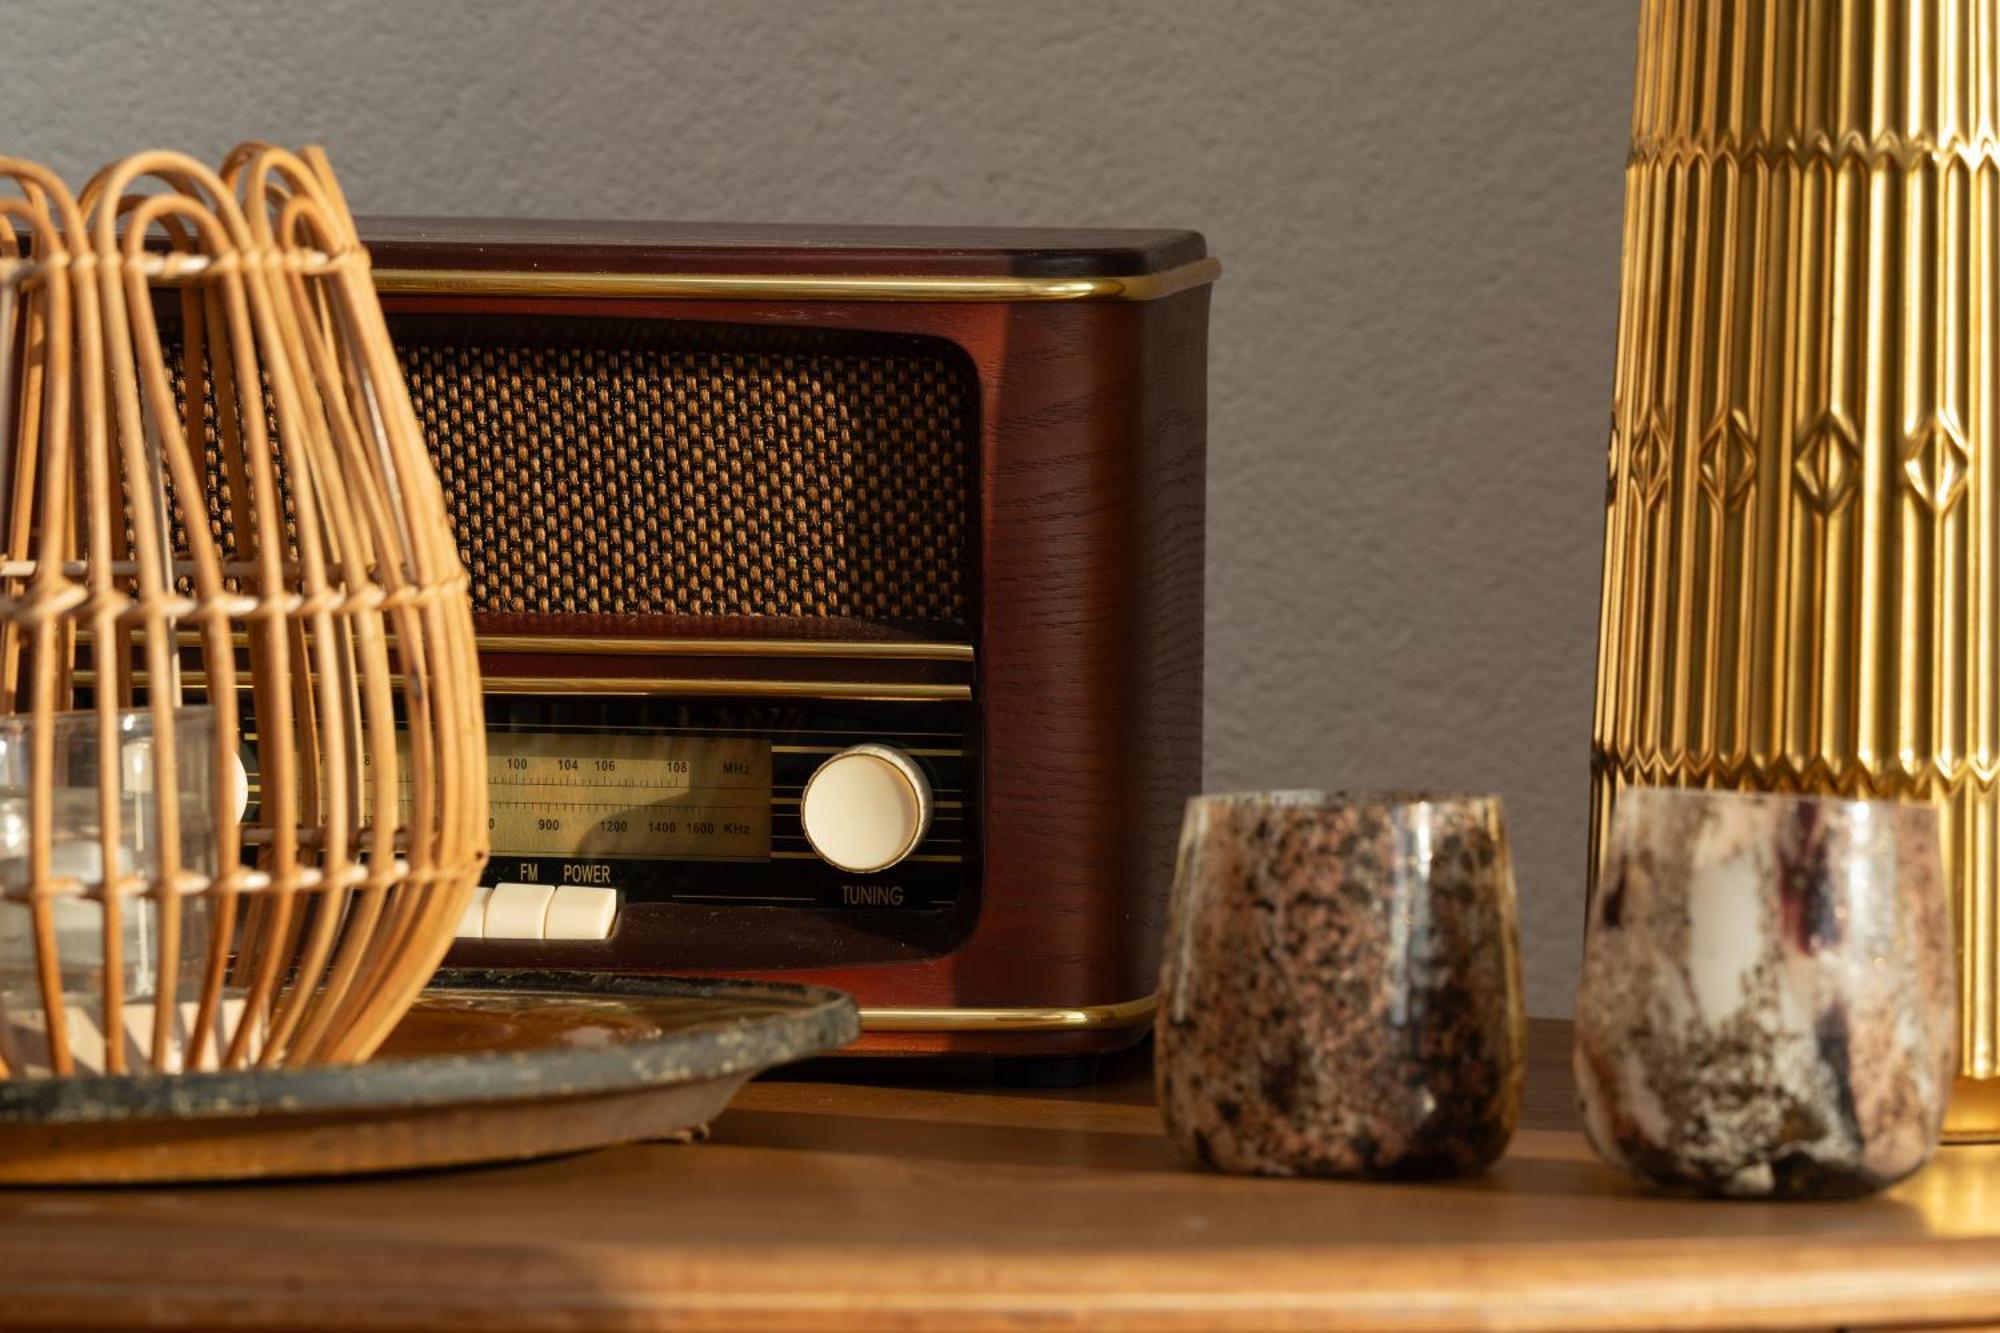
[373, 257, 1222, 305]
[74, 670, 970, 704]
[858, 994, 1157, 1032]
[95, 629, 975, 665]
[474, 635, 975, 662]
[483, 676, 971, 702]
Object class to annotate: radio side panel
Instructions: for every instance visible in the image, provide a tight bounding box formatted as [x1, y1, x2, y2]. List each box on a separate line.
[1130, 290, 1211, 1002]
[965, 292, 1210, 1014]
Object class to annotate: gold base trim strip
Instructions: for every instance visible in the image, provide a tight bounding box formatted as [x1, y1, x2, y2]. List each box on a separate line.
[858, 994, 1156, 1033]
[373, 258, 1221, 305]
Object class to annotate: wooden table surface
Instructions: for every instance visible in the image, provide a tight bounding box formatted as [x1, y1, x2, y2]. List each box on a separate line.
[2, 1019, 1998, 1331]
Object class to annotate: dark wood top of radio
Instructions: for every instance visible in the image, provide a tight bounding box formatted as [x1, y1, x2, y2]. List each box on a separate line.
[357, 216, 1209, 278]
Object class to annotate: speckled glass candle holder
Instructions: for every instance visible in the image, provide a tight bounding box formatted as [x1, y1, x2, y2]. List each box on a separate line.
[1156, 791, 1525, 1178]
[1576, 787, 1956, 1199]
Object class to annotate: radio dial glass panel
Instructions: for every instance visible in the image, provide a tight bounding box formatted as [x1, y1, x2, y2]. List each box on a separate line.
[479, 731, 774, 863]
[445, 693, 981, 967]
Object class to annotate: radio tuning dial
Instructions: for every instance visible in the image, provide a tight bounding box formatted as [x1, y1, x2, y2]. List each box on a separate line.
[799, 744, 933, 875]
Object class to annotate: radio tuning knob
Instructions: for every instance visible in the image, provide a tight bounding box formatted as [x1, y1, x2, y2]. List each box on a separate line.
[799, 744, 933, 875]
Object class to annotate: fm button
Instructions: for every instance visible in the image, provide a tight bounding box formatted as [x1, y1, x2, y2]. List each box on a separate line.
[800, 744, 933, 874]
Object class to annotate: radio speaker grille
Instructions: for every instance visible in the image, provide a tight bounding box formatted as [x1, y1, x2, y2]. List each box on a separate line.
[168, 317, 977, 627]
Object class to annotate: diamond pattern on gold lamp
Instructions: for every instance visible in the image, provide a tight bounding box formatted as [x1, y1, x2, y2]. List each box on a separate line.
[1698, 412, 1758, 511]
[1632, 413, 1674, 506]
[1903, 416, 1971, 515]
[1792, 414, 1861, 516]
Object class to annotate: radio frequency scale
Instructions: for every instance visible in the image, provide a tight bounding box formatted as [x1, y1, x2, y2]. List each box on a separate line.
[482, 729, 774, 866]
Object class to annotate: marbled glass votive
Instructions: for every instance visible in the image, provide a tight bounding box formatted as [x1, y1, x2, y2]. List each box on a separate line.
[1577, 787, 1956, 1198]
[1156, 791, 1524, 1178]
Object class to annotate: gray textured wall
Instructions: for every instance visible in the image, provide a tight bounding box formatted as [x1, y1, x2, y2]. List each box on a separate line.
[6, 0, 1638, 1015]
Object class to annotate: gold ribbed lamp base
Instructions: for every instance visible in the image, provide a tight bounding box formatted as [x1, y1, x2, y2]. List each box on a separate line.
[1592, 0, 2000, 1139]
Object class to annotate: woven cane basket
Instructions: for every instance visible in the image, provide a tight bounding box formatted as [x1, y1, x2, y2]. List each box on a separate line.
[0, 144, 486, 1078]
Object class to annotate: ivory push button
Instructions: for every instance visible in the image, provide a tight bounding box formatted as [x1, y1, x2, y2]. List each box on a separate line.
[545, 886, 620, 941]
[799, 744, 933, 874]
[455, 884, 495, 939]
[483, 881, 555, 940]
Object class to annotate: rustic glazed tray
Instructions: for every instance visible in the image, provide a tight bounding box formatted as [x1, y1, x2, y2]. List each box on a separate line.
[0, 971, 859, 1184]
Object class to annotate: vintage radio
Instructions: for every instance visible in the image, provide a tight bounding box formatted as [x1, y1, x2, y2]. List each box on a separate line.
[181, 220, 1215, 1066]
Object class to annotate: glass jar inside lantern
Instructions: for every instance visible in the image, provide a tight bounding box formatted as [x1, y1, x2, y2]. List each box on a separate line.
[0, 707, 224, 1074]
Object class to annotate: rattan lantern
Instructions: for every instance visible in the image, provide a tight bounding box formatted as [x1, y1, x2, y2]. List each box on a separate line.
[0, 144, 486, 1078]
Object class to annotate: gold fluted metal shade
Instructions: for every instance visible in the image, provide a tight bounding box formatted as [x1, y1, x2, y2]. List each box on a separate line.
[1592, 0, 2000, 1139]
